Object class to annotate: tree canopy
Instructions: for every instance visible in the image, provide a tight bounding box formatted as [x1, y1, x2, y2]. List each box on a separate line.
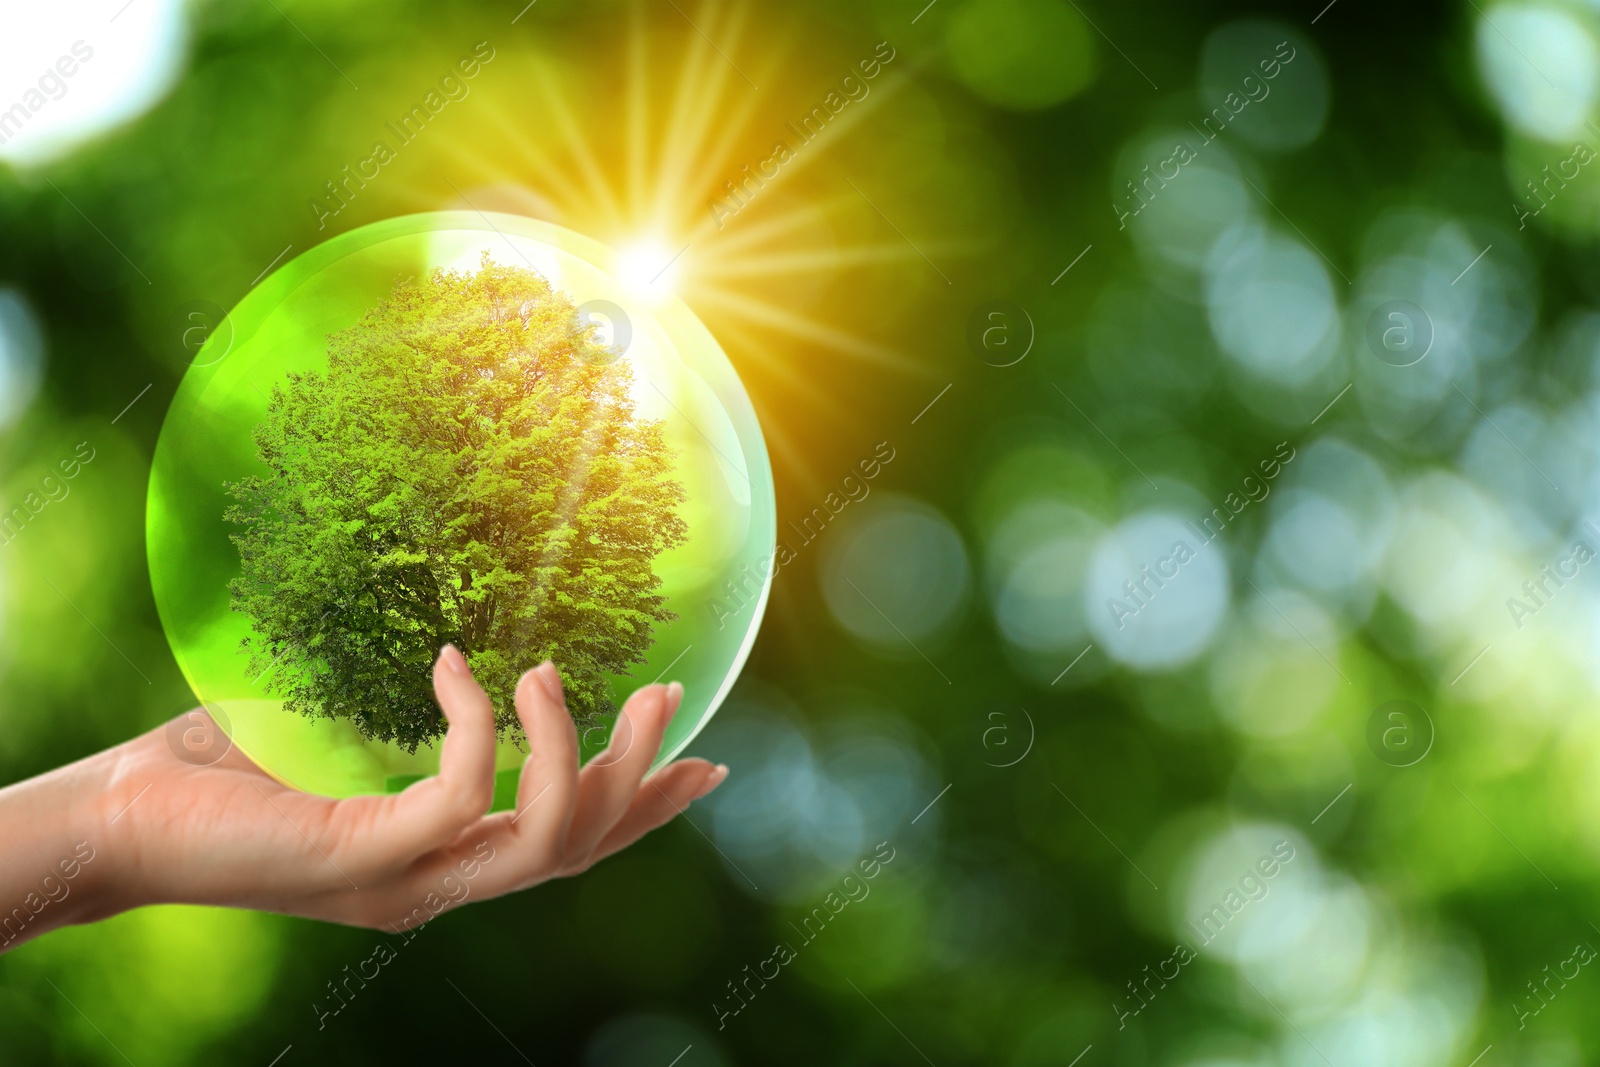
[225, 256, 686, 751]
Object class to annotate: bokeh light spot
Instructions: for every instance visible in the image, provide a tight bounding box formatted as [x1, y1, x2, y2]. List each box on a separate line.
[1085, 509, 1230, 670]
[821, 495, 970, 653]
[0, 289, 45, 430]
[944, 0, 1097, 111]
[1205, 222, 1341, 388]
[1476, 3, 1598, 143]
[1199, 21, 1328, 153]
[0, 0, 188, 166]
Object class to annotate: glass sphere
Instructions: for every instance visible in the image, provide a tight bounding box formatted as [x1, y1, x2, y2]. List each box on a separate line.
[148, 212, 774, 809]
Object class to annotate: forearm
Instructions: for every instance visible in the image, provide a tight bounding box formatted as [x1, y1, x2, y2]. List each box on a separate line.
[0, 746, 122, 952]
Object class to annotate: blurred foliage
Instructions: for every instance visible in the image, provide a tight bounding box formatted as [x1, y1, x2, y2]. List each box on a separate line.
[5, 0, 1600, 1064]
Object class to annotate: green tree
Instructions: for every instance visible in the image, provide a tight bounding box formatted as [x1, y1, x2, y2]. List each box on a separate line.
[225, 256, 686, 751]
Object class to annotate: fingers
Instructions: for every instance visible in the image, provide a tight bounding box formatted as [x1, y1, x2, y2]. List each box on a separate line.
[307, 669, 727, 919]
[333, 646, 497, 871]
[585, 759, 727, 868]
[504, 662, 580, 866]
[558, 681, 680, 868]
[424, 645, 499, 819]
[322, 661, 580, 913]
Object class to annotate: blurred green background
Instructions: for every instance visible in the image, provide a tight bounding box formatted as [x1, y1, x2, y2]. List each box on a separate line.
[4, 0, 1600, 1063]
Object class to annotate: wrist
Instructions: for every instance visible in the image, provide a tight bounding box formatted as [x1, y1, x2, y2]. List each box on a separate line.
[0, 742, 127, 950]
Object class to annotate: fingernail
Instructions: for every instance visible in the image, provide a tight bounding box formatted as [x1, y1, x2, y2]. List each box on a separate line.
[537, 661, 563, 704]
[665, 681, 684, 718]
[695, 763, 729, 798]
[440, 644, 468, 675]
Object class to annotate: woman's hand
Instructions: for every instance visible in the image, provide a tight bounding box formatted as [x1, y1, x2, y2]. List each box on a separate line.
[0, 648, 726, 950]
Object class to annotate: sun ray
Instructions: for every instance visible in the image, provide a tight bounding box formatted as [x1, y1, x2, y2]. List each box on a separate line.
[680, 5, 795, 192]
[710, 315, 865, 426]
[533, 59, 627, 230]
[688, 286, 926, 377]
[433, 130, 578, 222]
[651, 6, 733, 225]
[762, 67, 914, 185]
[471, 93, 593, 216]
[682, 63, 916, 249]
[627, 5, 649, 223]
[653, 6, 757, 230]
[672, 69, 779, 237]
[408, 1, 953, 515]
[692, 194, 856, 254]
[697, 243, 923, 279]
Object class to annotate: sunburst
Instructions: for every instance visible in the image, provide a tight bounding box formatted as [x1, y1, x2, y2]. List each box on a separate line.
[418, 0, 941, 503]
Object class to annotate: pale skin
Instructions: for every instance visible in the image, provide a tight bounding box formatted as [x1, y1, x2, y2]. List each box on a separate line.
[0, 646, 727, 951]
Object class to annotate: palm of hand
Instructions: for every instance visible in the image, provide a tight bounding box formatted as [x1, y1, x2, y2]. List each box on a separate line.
[93, 650, 725, 930]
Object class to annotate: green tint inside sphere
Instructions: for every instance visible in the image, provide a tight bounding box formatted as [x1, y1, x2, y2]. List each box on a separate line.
[148, 213, 775, 809]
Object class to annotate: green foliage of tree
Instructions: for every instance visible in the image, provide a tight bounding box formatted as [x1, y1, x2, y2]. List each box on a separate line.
[225, 256, 686, 751]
